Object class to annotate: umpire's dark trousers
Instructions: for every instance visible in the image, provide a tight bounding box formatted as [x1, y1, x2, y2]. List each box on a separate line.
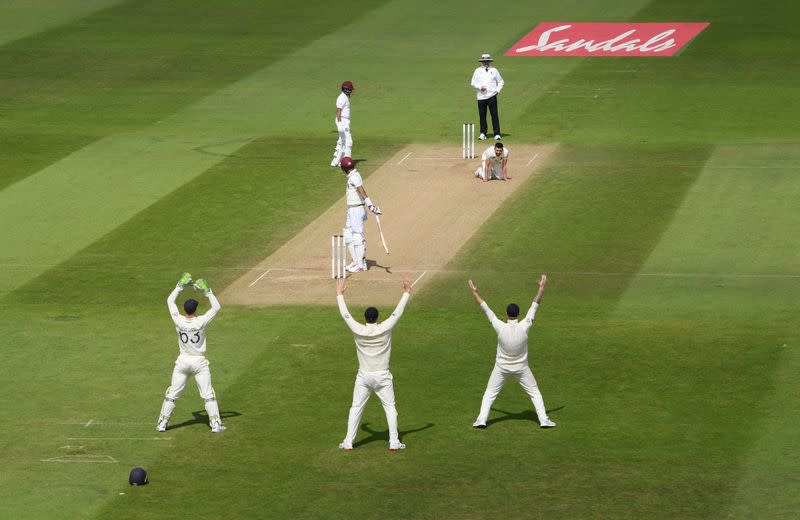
[477, 95, 500, 137]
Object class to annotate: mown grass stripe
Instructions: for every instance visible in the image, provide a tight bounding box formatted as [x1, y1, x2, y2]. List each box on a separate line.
[0, 0, 123, 48]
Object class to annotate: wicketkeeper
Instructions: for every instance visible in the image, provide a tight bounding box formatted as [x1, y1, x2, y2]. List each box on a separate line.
[337, 275, 411, 451]
[469, 275, 556, 429]
[156, 273, 226, 433]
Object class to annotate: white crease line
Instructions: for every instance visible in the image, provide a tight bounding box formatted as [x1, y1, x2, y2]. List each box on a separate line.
[397, 152, 412, 165]
[249, 268, 272, 287]
[411, 271, 427, 287]
[526, 153, 539, 167]
[42, 455, 118, 464]
[67, 437, 173, 441]
[85, 419, 93, 428]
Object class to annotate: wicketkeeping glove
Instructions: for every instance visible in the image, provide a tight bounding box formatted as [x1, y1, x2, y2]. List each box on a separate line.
[194, 278, 212, 295]
[177, 272, 192, 288]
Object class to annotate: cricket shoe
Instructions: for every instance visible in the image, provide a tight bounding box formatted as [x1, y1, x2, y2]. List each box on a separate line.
[210, 421, 227, 433]
[338, 442, 353, 451]
[156, 419, 168, 432]
[478, 133, 487, 140]
[472, 420, 487, 429]
[495, 135, 502, 140]
[346, 264, 367, 273]
[539, 419, 556, 428]
[389, 442, 406, 451]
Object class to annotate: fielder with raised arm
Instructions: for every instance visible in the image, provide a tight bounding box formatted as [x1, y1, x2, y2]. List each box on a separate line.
[340, 156, 381, 273]
[474, 142, 510, 182]
[469, 275, 556, 429]
[337, 275, 411, 451]
[156, 273, 226, 433]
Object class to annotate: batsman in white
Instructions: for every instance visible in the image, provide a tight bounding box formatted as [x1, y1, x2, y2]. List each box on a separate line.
[474, 141, 510, 182]
[156, 273, 226, 433]
[330, 80, 354, 167]
[469, 275, 556, 429]
[336, 275, 412, 451]
[340, 156, 381, 273]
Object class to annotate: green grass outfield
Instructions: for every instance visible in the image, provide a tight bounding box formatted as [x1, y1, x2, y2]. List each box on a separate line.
[1, 0, 799, 518]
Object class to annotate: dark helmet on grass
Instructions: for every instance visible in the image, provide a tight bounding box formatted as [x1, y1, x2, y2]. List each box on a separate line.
[129, 467, 149, 486]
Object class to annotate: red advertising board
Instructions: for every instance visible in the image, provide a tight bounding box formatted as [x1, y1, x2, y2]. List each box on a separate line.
[505, 22, 709, 57]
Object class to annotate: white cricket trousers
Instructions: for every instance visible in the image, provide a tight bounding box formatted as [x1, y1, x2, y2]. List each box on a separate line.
[475, 164, 503, 181]
[159, 354, 221, 424]
[476, 364, 550, 424]
[333, 117, 353, 159]
[344, 205, 367, 268]
[343, 370, 399, 446]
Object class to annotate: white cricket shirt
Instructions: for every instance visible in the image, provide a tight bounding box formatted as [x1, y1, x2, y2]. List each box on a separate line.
[167, 286, 221, 356]
[471, 66, 504, 100]
[338, 292, 410, 372]
[345, 168, 364, 206]
[480, 300, 538, 371]
[481, 145, 510, 168]
[336, 92, 351, 119]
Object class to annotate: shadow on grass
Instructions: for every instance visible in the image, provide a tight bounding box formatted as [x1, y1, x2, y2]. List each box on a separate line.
[353, 421, 434, 448]
[165, 410, 242, 431]
[485, 406, 564, 427]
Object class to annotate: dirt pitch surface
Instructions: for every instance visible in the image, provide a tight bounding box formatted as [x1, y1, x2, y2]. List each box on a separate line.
[221, 143, 557, 307]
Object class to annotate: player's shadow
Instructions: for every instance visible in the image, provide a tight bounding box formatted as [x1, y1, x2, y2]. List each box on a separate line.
[165, 410, 242, 431]
[353, 421, 434, 448]
[485, 406, 564, 427]
[366, 258, 391, 274]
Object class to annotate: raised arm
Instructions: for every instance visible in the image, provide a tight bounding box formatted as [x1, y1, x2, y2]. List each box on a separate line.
[523, 274, 547, 323]
[380, 276, 412, 329]
[194, 278, 221, 324]
[534, 274, 547, 305]
[168, 273, 192, 320]
[469, 279, 503, 330]
[468, 279, 484, 305]
[167, 286, 182, 317]
[203, 291, 221, 323]
[336, 279, 361, 333]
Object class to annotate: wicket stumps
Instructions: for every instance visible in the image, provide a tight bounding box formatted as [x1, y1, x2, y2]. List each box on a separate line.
[331, 234, 346, 279]
[462, 122, 475, 159]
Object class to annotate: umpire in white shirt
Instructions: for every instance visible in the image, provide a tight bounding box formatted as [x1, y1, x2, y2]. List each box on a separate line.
[470, 53, 504, 141]
[469, 275, 556, 429]
[336, 276, 411, 451]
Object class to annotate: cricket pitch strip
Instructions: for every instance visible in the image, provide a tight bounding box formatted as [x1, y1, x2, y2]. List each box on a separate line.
[221, 143, 557, 306]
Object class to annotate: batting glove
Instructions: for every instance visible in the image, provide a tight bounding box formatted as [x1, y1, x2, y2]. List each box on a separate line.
[368, 205, 382, 215]
[177, 272, 192, 288]
[194, 278, 212, 295]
